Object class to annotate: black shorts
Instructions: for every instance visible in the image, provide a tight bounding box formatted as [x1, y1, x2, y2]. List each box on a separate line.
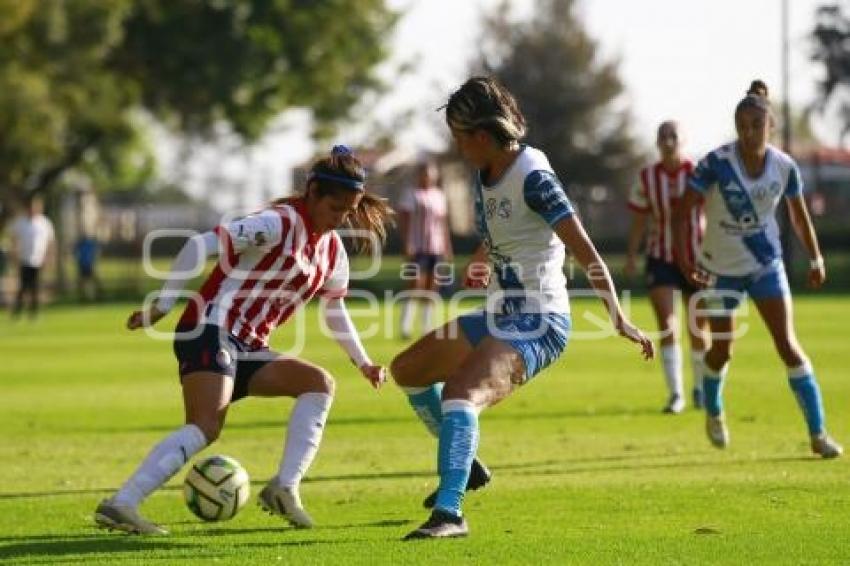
[645, 257, 697, 294]
[19, 266, 40, 291]
[412, 253, 443, 274]
[173, 324, 278, 402]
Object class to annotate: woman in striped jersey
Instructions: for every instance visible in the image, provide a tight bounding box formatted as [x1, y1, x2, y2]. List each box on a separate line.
[94, 146, 393, 535]
[626, 121, 709, 414]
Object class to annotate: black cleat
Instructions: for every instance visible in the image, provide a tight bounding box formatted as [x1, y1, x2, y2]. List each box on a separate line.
[403, 509, 468, 540]
[422, 457, 491, 509]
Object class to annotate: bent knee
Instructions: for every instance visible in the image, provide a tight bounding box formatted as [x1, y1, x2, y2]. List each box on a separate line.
[775, 341, 805, 368]
[189, 418, 224, 444]
[308, 367, 335, 396]
[390, 352, 414, 386]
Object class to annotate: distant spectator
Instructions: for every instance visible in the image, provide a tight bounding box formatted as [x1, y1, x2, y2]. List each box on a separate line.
[10, 195, 54, 319]
[74, 234, 102, 302]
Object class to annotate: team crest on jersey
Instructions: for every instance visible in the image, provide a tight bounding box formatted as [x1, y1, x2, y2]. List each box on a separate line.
[497, 198, 512, 219]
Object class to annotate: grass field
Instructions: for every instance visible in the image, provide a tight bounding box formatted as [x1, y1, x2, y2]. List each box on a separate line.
[1, 295, 849, 564]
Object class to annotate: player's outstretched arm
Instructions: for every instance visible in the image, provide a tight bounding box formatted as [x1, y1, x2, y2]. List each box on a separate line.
[321, 297, 386, 389]
[554, 216, 654, 360]
[786, 194, 826, 289]
[127, 231, 220, 330]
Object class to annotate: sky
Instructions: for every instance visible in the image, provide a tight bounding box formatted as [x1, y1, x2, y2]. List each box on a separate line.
[166, 0, 832, 211]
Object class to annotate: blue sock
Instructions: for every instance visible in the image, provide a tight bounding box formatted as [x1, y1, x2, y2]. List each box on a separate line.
[703, 362, 728, 417]
[788, 364, 825, 436]
[403, 384, 443, 437]
[434, 400, 479, 517]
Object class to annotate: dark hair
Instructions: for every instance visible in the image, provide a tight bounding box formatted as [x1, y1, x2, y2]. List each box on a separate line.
[735, 79, 771, 117]
[273, 146, 393, 254]
[444, 76, 527, 147]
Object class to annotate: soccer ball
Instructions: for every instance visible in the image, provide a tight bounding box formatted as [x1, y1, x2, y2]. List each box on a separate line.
[183, 455, 250, 522]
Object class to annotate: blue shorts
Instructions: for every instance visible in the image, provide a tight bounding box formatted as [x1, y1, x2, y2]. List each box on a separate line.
[412, 253, 443, 274]
[458, 311, 571, 382]
[703, 260, 790, 315]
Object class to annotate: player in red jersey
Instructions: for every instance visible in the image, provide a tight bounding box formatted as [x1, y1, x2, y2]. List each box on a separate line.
[94, 146, 393, 535]
[625, 121, 709, 413]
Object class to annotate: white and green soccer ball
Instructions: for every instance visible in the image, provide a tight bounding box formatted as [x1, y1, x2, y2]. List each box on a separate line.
[184, 455, 250, 522]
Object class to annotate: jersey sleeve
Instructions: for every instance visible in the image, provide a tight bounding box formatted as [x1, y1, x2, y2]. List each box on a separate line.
[628, 171, 649, 212]
[523, 170, 575, 227]
[218, 209, 283, 254]
[397, 187, 415, 212]
[319, 236, 349, 299]
[784, 163, 804, 198]
[688, 154, 718, 194]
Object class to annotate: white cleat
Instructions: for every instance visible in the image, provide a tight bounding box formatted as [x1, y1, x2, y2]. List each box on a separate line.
[258, 480, 314, 528]
[811, 434, 843, 459]
[705, 414, 729, 449]
[662, 394, 685, 414]
[94, 498, 168, 535]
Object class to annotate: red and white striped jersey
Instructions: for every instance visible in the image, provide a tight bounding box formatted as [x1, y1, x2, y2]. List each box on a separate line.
[628, 160, 704, 264]
[398, 186, 448, 255]
[178, 199, 348, 349]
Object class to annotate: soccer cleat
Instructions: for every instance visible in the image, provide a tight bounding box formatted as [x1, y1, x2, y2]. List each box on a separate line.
[422, 457, 491, 509]
[692, 387, 704, 410]
[258, 480, 314, 528]
[705, 414, 729, 449]
[403, 509, 469, 540]
[811, 434, 843, 459]
[94, 499, 168, 535]
[662, 394, 685, 414]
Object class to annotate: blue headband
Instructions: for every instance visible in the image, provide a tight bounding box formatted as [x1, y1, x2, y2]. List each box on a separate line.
[307, 144, 365, 190]
[308, 171, 365, 190]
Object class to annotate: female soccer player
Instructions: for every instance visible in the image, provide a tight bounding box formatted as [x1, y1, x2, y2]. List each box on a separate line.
[626, 121, 709, 413]
[398, 159, 453, 339]
[391, 77, 655, 540]
[95, 146, 393, 535]
[675, 81, 842, 458]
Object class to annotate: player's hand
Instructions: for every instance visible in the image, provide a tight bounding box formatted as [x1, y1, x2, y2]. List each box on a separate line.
[808, 261, 826, 289]
[359, 363, 387, 390]
[677, 258, 710, 289]
[463, 261, 491, 289]
[615, 316, 655, 360]
[126, 306, 167, 330]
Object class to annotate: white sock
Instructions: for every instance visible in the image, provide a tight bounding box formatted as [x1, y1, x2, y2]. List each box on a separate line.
[691, 350, 706, 391]
[421, 301, 435, 333]
[660, 344, 684, 398]
[400, 299, 415, 336]
[277, 392, 333, 488]
[113, 424, 208, 507]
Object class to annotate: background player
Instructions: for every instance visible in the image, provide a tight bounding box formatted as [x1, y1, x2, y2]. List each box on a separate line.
[397, 159, 453, 339]
[675, 81, 842, 458]
[626, 121, 709, 413]
[94, 146, 393, 534]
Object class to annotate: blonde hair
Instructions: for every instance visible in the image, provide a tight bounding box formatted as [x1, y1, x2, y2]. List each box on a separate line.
[444, 76, 527, 147]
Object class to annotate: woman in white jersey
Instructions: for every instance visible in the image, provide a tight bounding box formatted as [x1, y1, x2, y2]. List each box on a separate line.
[626, 121, 709, 413]
[397, 159, 453, 339]
[391, 77, 655, 540]
[675, 81, 842, 458]
[94, 146, 393, 535]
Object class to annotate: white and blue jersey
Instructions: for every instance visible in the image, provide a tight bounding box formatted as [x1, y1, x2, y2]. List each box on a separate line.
[460, 145, 574, 380]
[688, 143, 803, 277]
[473, 145, 574, 314]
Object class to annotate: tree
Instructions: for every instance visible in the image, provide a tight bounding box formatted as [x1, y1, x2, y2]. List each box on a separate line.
[812, 2, 850, 145]
[474, 0, 643, 196]
[0, 0, 397, 230]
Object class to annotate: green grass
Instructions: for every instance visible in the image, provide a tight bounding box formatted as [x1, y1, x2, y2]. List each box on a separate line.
[1, 296, 849, 564]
